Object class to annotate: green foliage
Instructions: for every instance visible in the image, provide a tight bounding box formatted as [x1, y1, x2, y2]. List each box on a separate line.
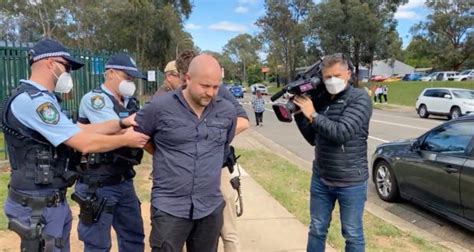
[0, 0, 194, 69]
[308, 0, 406, 85]
[409, 0, 474, 70]
[256, 0, 314, 82]
[403, 37, 433, 68]
[223, 34, 262, 83]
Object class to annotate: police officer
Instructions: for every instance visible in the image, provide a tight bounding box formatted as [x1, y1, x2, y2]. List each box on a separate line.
[73, 53, 147, 251]
[1, 39, 149, 252]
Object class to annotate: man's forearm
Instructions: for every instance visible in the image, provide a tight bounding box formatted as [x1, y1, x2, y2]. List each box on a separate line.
[235, 117, 249, 135]
[78, 120, 122, 135]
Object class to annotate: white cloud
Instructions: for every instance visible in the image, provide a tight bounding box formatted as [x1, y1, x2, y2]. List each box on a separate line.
[394, 11, 418, 20]
[395, 0, 426, 20]
[238, 0, 258, 4]
[209, 21, 247, 33]
[399, 0, 425, 11]
[185, 23, 203, 30]
[235, 6, 249, 14]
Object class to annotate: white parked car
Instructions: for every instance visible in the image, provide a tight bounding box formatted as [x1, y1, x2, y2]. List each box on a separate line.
[250, 83, 268, 95]
[416, 88, 474, 119]
[448, 69, 474, 81]
[420, 72, 438, 81]
[421, 71, 458, 81]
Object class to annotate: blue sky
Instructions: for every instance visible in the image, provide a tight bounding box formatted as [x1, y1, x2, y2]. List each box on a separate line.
[184, 0, 430, 54]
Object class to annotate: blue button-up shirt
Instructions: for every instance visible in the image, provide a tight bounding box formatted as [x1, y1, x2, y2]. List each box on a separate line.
[135, 89, 237, 219]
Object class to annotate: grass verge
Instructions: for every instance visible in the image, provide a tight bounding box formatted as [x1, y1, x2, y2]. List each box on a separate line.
[364, 81, 474, 107]
[0, 170, 9, 230]
[237, 148, 448, 252]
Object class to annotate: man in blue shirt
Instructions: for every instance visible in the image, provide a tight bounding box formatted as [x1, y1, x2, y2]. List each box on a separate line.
[74, 53, 148, 251]
[2, 38, 149, 252]
[136, 54, 237, 252]
[159, 50, 249, 252]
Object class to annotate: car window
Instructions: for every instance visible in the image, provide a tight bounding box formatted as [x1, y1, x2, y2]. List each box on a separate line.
[438, 89, 450, 98]
[421, 122, 474, 156]
[423, 89, 436, 97]
[452, 90, 474, 99]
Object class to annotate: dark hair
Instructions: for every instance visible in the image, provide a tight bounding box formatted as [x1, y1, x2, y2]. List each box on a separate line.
[176, 50, 198, 76]
[321, 53, 349, 70]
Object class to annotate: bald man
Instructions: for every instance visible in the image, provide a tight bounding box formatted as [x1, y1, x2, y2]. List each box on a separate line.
[135, 54, 237, 252]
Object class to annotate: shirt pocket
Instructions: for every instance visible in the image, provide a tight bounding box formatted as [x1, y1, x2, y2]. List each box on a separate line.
[159, 118, 192, 145]
[205, 118, 231, 145]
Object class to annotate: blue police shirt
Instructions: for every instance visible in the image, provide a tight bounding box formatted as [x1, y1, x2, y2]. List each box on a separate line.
[135, 89, 237, 220]
[217, 86, 248, 119]
[79, 85, 131, 123]
[11, 80, 80, 147]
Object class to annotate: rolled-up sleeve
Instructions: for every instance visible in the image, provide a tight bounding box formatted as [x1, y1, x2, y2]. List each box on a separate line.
[135, 97, 159, 136]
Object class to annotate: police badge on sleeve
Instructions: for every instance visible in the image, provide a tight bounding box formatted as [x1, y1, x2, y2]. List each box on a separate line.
[91, 95, 105, 110]
[36, 102, 60, 124]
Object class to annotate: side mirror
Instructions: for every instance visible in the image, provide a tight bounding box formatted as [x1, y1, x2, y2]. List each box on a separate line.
[444, 94, 452, 99]
[411, 140, 421, 151]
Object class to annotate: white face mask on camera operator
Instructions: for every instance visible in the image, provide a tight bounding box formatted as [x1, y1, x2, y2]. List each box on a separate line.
[322, 63, 351, 95]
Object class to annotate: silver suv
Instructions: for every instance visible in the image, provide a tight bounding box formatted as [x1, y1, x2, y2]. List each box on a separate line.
[416, 88, 474, 119]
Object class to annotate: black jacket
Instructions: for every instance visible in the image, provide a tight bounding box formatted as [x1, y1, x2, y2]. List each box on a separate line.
[295, 85, 372, 183]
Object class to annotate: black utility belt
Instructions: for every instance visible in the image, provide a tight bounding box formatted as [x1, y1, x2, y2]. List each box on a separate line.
[79, 172, 135, 187]
[8, 188, 66, 208]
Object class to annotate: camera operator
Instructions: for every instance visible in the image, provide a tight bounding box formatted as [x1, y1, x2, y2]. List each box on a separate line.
[292, 53, 372, 252]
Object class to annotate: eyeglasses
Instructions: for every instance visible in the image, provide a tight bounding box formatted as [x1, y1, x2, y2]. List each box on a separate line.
[54, 60, 72, 73]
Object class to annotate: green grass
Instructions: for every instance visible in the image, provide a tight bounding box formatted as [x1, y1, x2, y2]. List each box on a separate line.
[365, 81, 474, 107]
[0, 171, 9, 230]
[237, 148, 449, 251]
[0, 133, 5, 160]
[266, 84, 281, 95]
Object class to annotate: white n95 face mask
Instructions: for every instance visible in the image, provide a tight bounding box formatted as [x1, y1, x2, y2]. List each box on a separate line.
[119, 80, 136, 97]
[324, 77, 346, 95]
[54, 72, 74, 93]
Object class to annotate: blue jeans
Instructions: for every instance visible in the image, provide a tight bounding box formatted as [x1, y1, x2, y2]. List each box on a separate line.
[307, 174, 367, 252]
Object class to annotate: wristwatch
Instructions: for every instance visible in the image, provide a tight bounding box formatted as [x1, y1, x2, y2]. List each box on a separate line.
[310, 111, 318, 123]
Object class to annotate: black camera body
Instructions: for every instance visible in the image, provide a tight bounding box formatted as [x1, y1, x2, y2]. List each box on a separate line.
[271, 59, 324, 122]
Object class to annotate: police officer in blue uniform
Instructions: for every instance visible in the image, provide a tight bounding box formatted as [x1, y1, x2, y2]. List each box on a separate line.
[1, 39, 150, 252]
[73, 53, 147, 252]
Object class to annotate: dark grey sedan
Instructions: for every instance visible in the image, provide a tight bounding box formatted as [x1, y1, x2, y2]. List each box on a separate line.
[371, 115, 474, 231]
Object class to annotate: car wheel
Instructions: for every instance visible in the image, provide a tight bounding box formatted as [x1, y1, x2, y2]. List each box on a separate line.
[374, 160, 399, 202]
[417, 104, 429, 118]
[449, 107, 461, 120]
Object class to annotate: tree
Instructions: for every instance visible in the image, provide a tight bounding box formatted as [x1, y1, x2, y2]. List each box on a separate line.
[410, 0, 474, 70]
[223, 34, 262, 85]
[403, 36, 433, 68]
[0, 0, 70, 41]
[256, 0, 314, 86]
[0, 0, 194, 70]
[307, 0, 406, 85]
[202, 50, 239, 83]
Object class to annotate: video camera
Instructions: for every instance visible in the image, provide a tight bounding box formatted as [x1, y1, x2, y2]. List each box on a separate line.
[270, 59, 324, 123]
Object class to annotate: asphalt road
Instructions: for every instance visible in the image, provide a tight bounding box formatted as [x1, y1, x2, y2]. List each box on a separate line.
[241, 94, 474, 250]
